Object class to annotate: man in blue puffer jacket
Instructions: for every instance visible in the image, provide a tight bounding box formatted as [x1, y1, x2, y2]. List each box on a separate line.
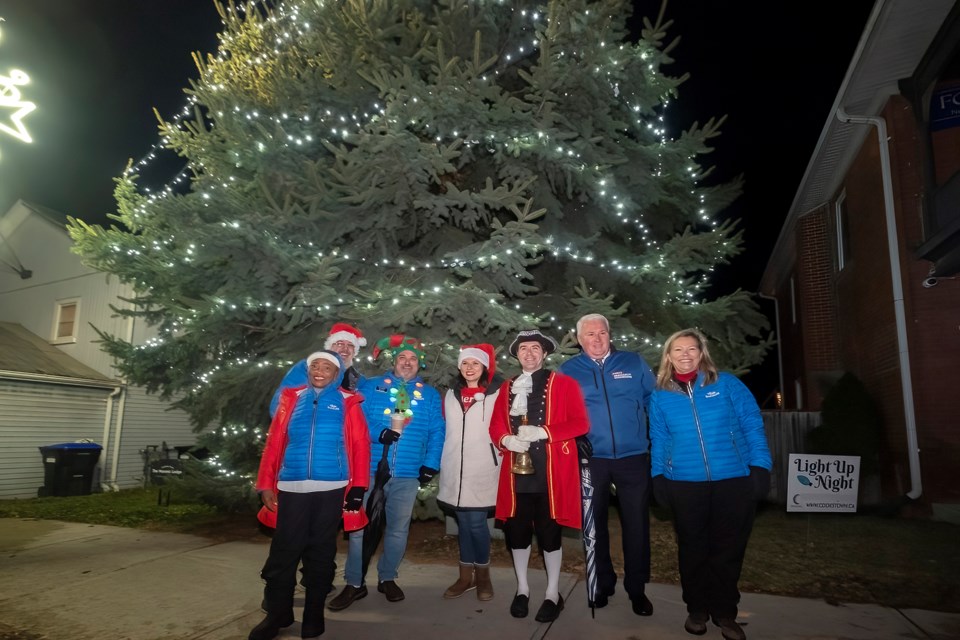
[328, 334, 445, 610]
[559, 313, 656, 617]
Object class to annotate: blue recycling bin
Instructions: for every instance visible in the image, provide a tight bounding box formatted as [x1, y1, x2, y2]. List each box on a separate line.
[38, 442, 102, 497]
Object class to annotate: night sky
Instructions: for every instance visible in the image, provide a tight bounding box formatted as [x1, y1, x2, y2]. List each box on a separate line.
[1, 0, 877, 399]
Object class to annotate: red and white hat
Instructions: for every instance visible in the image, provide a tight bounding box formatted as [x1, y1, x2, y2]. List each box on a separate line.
[324, 323, 366, 351]
[457, 343, 496, 379]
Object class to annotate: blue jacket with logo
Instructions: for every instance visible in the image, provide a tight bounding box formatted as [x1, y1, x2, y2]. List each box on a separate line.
[276, 363, 353, 482]
[559, 349, 655, 458]
[649, 372, 772, 482]
[357, 373, 445, 478]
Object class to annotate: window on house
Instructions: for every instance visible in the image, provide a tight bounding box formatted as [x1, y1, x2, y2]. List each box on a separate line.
[52, 299, 79, 343]
[836, 193, 850, 271]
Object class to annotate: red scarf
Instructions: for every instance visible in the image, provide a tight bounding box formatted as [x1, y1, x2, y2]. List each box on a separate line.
[673, 370, 698, 384]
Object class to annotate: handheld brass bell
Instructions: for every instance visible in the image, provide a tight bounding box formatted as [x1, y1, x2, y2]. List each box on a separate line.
[511, 415, 535, 475]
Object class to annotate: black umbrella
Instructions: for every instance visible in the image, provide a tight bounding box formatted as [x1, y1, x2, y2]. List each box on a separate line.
[577, 437, 599, 618]
[361, 442, 392, 578]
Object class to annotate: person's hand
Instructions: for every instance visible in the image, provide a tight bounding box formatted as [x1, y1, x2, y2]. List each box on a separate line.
[651, 475, 669, 508]
[379, 428, 401, 445]
[750, 466, 771, 501]
[260, 489, 278, 512]
[343, 486, 365, 511]
[418, 466, 439, 487]
[501, 435, 530, 453]
[517, 425, 548, 442]
[576, 436, 593, 461]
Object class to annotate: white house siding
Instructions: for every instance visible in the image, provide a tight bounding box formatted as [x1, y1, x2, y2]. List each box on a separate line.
[0, 379, 112, 499]
[109, 386, 204, 490]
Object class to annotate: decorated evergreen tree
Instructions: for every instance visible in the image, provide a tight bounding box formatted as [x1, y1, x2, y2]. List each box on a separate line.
[69, 0, 771, 433]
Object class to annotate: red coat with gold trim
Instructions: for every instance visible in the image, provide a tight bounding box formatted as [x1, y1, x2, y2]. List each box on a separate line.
[489, 371, 589, 529]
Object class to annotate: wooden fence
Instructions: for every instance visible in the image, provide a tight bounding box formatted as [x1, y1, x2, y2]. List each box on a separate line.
[762, 411, 821, 505]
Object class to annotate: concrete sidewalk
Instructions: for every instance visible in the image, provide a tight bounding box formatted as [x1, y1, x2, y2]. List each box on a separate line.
[0, 518, 958, 640]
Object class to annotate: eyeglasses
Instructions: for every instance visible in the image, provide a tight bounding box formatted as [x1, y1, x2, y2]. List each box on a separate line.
[331, 341, 356, 351]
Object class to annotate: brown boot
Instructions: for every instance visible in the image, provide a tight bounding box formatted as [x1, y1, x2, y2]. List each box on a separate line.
[474, 562, 494, 601]
[443, 562, 476, 599]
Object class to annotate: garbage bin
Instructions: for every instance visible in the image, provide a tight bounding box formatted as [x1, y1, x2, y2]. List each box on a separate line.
[38, 442, 103, 497]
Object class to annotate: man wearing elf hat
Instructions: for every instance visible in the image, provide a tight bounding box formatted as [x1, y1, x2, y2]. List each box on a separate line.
[328, 334, 445, 610]
[489, 329, 589, 623]
[269, 323, 367, 416]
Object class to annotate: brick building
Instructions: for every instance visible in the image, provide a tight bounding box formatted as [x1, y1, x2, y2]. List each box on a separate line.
[761, 0, 960, 510]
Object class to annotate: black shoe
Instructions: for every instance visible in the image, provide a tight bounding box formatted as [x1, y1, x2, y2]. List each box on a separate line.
[594, 584, 616, 608]
[327, 584, 367, 611]
[377, 580, 405, 602]
[534, 595, 564, 623]
[301, 616, 324, 639]
[510, 593, 529, 618]
[715, 618, 746, 640]
[631, 592, 653, 616]
[248, 611, 294, 640]
[684, 612, 709, 635]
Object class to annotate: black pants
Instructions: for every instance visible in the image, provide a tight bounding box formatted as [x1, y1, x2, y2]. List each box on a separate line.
[502, 492, 562, 552]
[589, 453, 651, 598]
[260, 489, 342, 612]
[664, 475, 755, 620]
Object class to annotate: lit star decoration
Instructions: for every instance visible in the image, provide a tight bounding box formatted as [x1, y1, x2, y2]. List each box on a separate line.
[0, 19, 36, 157]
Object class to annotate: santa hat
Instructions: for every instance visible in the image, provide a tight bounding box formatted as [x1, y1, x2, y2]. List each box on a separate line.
[306, 350, 342, 369]
[324, 323, 366, 351]
[457, 343, 496, 379]
[373, 334, 426, 364]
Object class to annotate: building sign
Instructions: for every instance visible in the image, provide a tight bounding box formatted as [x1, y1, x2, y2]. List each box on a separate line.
[786, 453, 860, 513]
[931, 83, 960, 132]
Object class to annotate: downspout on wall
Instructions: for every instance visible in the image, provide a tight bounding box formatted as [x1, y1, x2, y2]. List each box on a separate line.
[100, 385, 122, 492]
[107, 314, 135, 491]
[835, 107, 922, 500]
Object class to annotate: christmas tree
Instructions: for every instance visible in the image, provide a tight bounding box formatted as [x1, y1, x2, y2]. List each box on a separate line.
[68, 0, 771, 432]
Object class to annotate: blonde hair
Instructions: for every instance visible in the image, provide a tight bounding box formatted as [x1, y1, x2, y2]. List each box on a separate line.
[655, 328, 719, 389]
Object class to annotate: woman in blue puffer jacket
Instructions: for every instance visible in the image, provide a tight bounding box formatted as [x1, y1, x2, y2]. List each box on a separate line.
[649, 329, 771, 640]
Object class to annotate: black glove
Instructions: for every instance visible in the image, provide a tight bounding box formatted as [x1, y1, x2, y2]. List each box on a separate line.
[343, 486, 365, 511]
[652, 475, 669, 508]
[418, 465, 439, 487]
[576, 436, 593, 461]
[750, 466, 771, 502]
[379, 428, 401, 445]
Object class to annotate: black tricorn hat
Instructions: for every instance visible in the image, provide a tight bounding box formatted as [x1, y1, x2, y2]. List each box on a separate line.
[508, 329, 559, 357]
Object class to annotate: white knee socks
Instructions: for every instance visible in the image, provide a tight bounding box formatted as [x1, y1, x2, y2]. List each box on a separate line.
[543, 548, 562, 603]
[511, 545, 531, 596]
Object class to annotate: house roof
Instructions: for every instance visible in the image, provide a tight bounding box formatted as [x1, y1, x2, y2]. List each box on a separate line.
[760, 0, 957, 293]
[0, 322, 118, 388]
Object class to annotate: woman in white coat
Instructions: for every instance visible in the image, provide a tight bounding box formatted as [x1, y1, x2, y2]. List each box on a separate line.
[437, 343, 501, 601]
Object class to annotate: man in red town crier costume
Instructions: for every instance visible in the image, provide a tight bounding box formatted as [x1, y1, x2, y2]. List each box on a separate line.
[489, 329, 589, 624]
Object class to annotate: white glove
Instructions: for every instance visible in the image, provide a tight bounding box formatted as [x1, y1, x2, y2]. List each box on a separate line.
[517, 425, 548, 442]
[501, 435, 531, 453]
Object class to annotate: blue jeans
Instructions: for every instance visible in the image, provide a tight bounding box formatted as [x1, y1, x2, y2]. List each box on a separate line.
[455, 510, 491, 564]
[344, 476, 419, 585]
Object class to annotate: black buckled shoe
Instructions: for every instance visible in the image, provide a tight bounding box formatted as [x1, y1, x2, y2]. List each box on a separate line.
[327, 584, 367, 611]
[631, 592, 654, 616]
[377, 580, 405, 602]
[510, 593, 529, 618]
[534, 595, 564, 623]
[684, 612, 709, 635]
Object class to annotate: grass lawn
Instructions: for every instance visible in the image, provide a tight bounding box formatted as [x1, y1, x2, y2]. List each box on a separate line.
[1, 489, 958, 613]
